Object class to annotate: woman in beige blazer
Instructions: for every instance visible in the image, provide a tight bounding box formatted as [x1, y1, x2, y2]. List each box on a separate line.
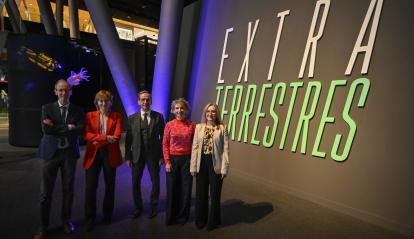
[190, 103, 229, 230]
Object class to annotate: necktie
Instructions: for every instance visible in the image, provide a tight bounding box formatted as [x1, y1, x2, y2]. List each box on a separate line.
[143, 112, 149, 127]
[61, 106, 67, 124]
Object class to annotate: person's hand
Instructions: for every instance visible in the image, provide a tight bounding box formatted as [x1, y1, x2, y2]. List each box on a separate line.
[43, 118, 53, 126]
[221, 174, 226, 179]
[68, 124, 76, 130]
[107, 135, 117, 143]
[126, 160, 133, 168]
[106, 135, 114, 143]
[191, 172, 197, 177]
[91, 141, 98, 145]
[165, 163, 172, 173]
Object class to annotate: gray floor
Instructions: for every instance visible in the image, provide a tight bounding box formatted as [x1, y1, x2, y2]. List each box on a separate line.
[0, 126, 411, 239]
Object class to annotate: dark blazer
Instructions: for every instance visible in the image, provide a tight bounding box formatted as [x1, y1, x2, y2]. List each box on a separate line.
[84, 111, 123, 169]
[125, 110, 165, 163]
[38, 102, 84, 160]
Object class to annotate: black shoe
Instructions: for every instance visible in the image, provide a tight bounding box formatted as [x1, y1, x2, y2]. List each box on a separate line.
[84, 220, 94, 233]
[195, 223, 206, 230]
[176, 217, 188, 225]
[165, 219, 174, 226]
[101, 217, 111, 225]
[63, 222, 75, 234]
[132, 209, 142, 219]
[207, 224, 219, 231]
[149, 208, 157, 219]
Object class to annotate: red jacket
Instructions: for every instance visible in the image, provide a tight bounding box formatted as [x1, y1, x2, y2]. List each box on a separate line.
[83, 111, 122, 170]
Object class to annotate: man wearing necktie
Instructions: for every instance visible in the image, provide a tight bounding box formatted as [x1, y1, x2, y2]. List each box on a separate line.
[125, 90, 165, 219]
[35, 80, 84, 239]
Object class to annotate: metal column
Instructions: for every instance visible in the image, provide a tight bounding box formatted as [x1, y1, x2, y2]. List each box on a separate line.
[68, 0, 79, 39]
[151, 0, 184, 118]
[8, 0, 26, 33]
[37, 0, 58, 35]
[83, 0, 138, 115]
[55, 0, 64, 36]
[4, 0, 21, 33]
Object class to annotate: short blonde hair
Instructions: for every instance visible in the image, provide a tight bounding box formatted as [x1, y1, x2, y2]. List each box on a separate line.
[94, 90, 113, 106]
[170, 98, 190, 114]
[202, 103, 222, 125]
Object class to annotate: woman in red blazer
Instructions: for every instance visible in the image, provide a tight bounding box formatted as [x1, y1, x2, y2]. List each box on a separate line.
[84, 90, 122, 232]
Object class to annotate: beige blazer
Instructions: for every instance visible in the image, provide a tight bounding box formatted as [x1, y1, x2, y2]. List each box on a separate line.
[190, 123, 229, 175]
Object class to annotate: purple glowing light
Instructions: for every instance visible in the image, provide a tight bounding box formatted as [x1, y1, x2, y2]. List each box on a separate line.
[151, 0, 184, 119]
[84, 0, 139, 116]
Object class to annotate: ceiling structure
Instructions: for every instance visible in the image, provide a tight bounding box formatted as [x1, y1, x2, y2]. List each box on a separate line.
[2, 0, 198, 43]
[108, 0, 198, 27]
[53, 0, 198, 29]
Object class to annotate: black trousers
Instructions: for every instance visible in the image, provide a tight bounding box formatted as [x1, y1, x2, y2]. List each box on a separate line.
[85, 146, 116, 223]
[166, 155, 193, 225]
[39, 148, 77, 230]
[132, 152, 160, 211]
[195, 154, 223, 228]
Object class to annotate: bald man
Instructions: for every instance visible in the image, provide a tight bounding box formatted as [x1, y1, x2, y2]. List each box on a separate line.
[35, 80, 84, 239]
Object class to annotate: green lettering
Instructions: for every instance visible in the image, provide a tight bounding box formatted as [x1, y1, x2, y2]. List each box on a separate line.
[228, 85, 243, 140]
[215, 85, 224, 105]
[238, 84, 257, 143]
[292, 81, 322, 154]
[220, 85, 233, 121]
[279, 82, 304, 150]
[312, 80, 347, 158]
[263, 82, 286, 148]
[331, 78, 370, 162]
[251, 83, 273, 145]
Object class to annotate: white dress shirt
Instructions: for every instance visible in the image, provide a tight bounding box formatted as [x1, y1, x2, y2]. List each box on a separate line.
[141, 110, 151, 124]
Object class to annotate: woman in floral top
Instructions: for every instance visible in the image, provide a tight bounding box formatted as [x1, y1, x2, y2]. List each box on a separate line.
[162, 98, 195, 225]
[190, 103, 229, 230]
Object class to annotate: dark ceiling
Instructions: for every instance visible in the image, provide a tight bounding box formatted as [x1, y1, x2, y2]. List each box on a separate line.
[75, 0, 198, 29]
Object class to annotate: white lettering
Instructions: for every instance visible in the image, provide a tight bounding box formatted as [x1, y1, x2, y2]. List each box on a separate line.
[267, 10, 290, 81]
[345, 0, 383, 75]
[217, 27, 234, 84]
[298, 0, 331, 79]
[237, 19, 260, 83]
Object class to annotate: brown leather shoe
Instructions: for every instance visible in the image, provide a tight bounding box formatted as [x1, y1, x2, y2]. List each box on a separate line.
[33, 230, 45, 239]
[63, 222, 75, 234]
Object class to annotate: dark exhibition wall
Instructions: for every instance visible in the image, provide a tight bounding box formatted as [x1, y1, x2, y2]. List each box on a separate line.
[7, 32, 156, 146]
[188, 0, 414, 236]
[7, 33, 101, 146]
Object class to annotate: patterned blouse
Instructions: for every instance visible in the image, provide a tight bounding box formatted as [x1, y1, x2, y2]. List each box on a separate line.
[202, 127, 215, 155]
[162, 118, 196, 164]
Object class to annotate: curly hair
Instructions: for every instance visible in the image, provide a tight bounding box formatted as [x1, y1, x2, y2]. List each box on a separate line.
[170, 98, 190, 114]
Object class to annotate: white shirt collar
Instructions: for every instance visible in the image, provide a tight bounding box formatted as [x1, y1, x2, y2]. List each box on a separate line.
[58, 101, 70, 108]
[141, 110, 151, 116]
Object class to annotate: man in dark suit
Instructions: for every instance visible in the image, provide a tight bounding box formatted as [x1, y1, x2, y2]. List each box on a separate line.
[125, 90, 165, 219]
[35, 80, 84, 239]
